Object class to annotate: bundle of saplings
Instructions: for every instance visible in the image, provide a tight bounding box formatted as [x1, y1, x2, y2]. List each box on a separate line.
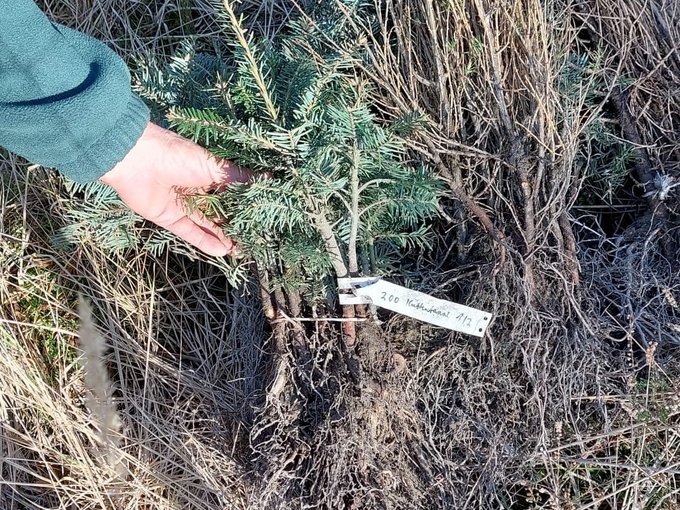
[133, 2, 446, 506]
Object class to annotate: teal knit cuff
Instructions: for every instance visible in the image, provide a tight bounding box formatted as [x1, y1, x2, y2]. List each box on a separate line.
[61, 93, 150, 183]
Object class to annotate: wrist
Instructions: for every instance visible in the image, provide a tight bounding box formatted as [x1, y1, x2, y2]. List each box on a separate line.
[100, 121, 155, 186]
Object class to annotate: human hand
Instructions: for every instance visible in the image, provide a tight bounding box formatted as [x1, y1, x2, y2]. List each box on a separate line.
[100, 122, 251, 256]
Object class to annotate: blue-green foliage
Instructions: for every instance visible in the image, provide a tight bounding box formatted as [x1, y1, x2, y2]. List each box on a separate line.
[136, 1, 441, 299]
[559, 51, 635, 205]
[60, 1, 440, 301]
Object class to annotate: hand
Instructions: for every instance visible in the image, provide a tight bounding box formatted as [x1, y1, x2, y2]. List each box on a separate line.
[100, 122, 251, 256]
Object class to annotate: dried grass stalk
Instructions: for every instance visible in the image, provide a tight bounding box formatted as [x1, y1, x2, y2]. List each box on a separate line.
[78, 295, 127, 479]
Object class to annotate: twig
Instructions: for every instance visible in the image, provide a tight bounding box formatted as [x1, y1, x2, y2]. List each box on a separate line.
[222, 0, 279, 121]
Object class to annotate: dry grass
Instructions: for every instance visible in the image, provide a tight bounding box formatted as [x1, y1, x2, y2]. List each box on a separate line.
[0, 162, 268, 507]
[1, 3, 265, 507]
[1, 0, 679, 509]
[351, 0, 680, 506]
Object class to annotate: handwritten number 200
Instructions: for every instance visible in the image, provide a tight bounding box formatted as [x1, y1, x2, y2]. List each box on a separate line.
[380, 292, 399, 304]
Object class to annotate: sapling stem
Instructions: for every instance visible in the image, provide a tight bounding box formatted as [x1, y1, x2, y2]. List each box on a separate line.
[348, 137, 360, 276]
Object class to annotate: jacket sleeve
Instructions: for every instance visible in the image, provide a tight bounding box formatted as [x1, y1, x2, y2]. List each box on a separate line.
[0, 0, 150, 182]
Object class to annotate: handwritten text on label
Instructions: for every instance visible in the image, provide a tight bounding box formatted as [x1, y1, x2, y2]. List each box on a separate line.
[349, 279, 492, 337]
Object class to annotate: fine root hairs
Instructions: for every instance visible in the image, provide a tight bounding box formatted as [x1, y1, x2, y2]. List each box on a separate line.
[78, 295, 126, 479]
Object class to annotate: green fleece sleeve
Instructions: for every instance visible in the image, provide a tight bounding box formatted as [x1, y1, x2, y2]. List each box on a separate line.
[0, 0, 150, 183]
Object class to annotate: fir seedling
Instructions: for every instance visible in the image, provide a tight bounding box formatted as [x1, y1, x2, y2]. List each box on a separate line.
[134, 6, 442, 486]
[55, 0, 440, 341]
[135, 1, 441, 330]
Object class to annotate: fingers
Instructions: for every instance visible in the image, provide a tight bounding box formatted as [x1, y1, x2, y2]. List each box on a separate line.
[159, 213, 236, 257]
[212, 158, 254, 185]
[186, 209, 238, 252]
[201, 157, 255, 193]
[171, 142, 254, 191]
[145, 122, 252, 190]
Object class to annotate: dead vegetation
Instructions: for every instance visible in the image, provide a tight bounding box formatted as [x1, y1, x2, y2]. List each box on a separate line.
[1, 0, 680, 509]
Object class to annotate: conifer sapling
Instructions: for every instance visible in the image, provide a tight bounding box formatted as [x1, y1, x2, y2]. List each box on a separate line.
[136, 1, 441, 338]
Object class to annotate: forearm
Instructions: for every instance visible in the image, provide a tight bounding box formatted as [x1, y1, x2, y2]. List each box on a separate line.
[0, 0, 149, 182]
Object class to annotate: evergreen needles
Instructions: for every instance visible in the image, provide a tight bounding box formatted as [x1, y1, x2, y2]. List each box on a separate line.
[139, 0, 441, 304]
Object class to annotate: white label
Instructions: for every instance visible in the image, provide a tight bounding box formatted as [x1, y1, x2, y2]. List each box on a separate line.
[343, 278, 492, 337]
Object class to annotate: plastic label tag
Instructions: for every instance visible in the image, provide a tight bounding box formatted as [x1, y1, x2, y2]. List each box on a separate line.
[338, 278, 492, 337]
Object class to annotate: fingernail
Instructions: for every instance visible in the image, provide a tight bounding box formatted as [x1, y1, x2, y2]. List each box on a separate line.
[213, 245, 229, 257]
